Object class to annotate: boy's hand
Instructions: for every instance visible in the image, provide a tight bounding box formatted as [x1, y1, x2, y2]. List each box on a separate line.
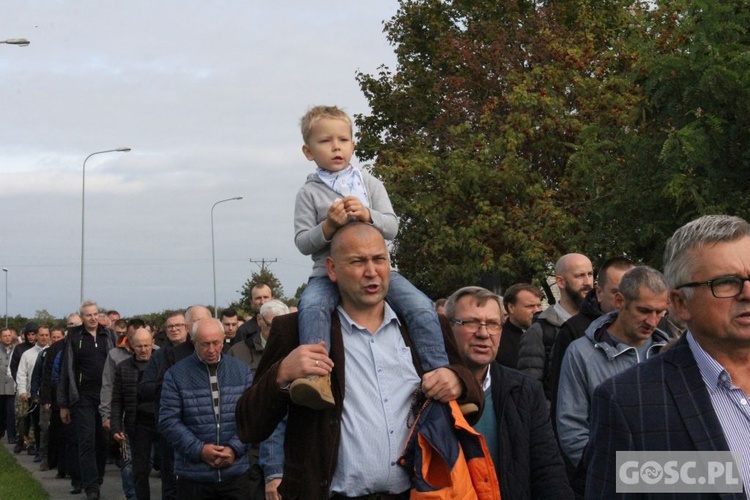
[323, 198, 349, 239]
[342, 196, 371, 223]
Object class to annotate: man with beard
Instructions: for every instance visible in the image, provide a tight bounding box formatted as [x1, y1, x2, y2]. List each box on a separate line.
[518, 253, 593, 401]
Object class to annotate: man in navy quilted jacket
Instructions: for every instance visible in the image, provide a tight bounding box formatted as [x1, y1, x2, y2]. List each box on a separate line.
[159, 318, 253, 499]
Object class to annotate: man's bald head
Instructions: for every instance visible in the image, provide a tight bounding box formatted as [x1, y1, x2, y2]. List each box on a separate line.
[330, 222, 387, 260]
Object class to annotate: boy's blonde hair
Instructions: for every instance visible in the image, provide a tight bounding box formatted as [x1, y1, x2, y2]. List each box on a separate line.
[300, 105, 353, 144]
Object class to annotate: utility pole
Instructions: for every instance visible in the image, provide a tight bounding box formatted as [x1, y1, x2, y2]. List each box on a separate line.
[248, 258, 277, 272]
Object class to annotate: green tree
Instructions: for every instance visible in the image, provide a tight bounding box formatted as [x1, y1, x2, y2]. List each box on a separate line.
[357, 0, 640, 297]
[34, 309, 56, 326]
[234, 267, 285, 312]
[567, 0, 750, 267]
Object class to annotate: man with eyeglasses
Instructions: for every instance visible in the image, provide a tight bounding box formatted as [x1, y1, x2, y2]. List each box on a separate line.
[556, 266, 670, 494]
[446, 286, 573, 498]
[586, 215, 750, 498]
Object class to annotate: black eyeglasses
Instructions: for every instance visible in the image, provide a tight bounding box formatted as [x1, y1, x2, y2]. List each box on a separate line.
[676, 276, 750, 298]
[450, 318, 502, 335]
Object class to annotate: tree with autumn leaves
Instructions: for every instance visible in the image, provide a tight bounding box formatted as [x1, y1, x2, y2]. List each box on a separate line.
[356, 0, 750, 298]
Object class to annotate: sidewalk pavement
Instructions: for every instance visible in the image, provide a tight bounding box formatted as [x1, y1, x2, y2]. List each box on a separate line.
[2, 439, 161, 500]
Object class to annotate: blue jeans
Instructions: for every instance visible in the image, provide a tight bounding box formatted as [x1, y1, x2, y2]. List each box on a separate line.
[71, 393, 107, 494]
[298, 272, 449, 371]
[259, 414, 286, 479]
[120, 438, 135, 499]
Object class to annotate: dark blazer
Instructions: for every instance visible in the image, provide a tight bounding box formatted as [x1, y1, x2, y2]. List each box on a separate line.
[490, 363, 573, 499]
[235, 312, 483, 500]
[585, 335, 745, 499]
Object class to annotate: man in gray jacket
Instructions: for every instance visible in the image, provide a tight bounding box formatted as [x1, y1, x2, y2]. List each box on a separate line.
[556, 266, 670, 471]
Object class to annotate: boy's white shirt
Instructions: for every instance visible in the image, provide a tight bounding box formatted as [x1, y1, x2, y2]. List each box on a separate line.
[316, 165, 370, 207]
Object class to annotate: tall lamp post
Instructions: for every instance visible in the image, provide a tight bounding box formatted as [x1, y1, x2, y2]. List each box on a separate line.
[2, 268, 7, 328]
[211, 196, 243, 318]
[1, 38, 30, 47]
[81, 148, 131, 302]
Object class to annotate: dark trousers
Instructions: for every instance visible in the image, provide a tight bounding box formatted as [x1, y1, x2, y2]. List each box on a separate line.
[176, 473, 251, 500]
[131, 416, 158, 500]
[62, 418, 81, 487]
[159, 433, 177, 500]
[48, 403, 63, 469]
[71, 393, 107, 493]
[0, 394, 15, 441]
[247, 453, 266, 500]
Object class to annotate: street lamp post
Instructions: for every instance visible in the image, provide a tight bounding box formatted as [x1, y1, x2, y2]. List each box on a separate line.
[81, 148, 131, 302]
[1, 38, 30, 47]
[211, 196, 243, 318]
[2, 268, 7, 328]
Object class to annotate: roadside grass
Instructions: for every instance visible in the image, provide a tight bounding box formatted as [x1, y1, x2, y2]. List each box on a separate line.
[0, 444, 49, 499]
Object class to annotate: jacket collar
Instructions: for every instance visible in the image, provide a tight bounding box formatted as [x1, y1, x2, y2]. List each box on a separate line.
[585, 310, 670, 360]
[662, 335, 731, 452]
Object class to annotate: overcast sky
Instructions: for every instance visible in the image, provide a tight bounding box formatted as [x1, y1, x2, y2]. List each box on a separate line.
[1, 1, 400, 319]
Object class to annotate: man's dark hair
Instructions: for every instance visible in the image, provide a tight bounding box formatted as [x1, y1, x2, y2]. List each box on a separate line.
[114, 319, 127, 329]
[127, 318, 146, 330]
[251, 283, 274, 296]
[502, 283, 542, 313]
[597, 256, 636, 290]
[221, 307, 238, 319]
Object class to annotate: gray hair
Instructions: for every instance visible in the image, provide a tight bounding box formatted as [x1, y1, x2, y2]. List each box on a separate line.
[445, 286, 503, 320]
[618, 266, 668, 303]
[260, 299, 290, 320]
[664, 215, 750, 297]
[190, 317, 223, 341]
[79, 300, 98, 315]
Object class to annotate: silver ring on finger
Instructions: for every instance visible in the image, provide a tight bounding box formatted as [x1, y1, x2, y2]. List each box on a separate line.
[315, 359, 319, 367]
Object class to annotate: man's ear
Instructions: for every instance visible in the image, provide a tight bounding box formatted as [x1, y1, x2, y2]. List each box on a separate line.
[669, 289, 691, 323]
[555, 275, 565, 290]
[614, 291, 626, 311]
[325, 256, 337, 283]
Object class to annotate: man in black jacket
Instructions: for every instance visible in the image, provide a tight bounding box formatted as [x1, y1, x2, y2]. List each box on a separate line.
[11, 322, 38, 453]
[58, 300, 116, 500]
[447, 285, 573, 499]
[497, 284, 542, 369]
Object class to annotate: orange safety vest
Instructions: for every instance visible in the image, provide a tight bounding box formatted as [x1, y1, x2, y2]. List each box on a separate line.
[399, 399, 501, 499]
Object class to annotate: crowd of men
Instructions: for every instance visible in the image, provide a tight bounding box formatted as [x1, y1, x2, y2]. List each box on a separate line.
[1, 214, 749, 499]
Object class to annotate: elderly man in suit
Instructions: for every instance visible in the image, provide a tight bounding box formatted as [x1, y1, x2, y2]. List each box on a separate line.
[585, 215, 750, 498]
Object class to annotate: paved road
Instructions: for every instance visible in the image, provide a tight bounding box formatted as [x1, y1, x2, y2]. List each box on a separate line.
[2, 438, 162, 500]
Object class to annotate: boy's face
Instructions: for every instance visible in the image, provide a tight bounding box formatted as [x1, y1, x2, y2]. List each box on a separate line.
[302, 117, 354, 172]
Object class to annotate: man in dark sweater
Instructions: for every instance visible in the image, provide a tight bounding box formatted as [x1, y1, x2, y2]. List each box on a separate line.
[112, 328, 156, 500]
